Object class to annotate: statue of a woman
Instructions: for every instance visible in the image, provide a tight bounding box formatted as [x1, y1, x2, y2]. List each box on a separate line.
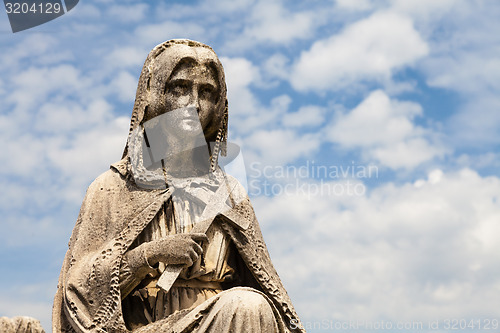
[52, 39, 305, 333]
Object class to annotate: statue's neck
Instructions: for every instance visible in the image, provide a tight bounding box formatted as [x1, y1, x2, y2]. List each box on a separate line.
[158, 145, 212, 179]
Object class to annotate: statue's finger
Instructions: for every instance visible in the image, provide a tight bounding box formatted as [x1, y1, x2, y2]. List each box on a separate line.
[191, 233, 209, 243]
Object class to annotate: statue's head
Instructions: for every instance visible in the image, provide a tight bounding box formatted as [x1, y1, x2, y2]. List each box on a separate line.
[124, 39, 228, 159]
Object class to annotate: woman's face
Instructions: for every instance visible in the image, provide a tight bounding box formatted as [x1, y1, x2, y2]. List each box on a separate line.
[144, 58, 222, 143]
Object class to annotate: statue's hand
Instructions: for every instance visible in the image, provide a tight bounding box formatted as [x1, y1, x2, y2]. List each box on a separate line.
[144, 233, 208, 267]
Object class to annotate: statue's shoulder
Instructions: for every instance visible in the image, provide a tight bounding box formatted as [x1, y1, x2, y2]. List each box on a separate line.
[85, 161, 128, 195]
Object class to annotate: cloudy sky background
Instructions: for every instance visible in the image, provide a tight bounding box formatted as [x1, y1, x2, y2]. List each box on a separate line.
[1, 0, 500, 331]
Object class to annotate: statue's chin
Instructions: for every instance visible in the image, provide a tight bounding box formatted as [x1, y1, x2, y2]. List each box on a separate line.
[178, 119, 202, 133]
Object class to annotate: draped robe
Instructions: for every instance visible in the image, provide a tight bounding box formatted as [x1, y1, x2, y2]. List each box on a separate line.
[52, 159, 306, 332]
[53, 39, 306, 333]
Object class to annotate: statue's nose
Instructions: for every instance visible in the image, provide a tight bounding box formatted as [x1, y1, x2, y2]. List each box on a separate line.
[189, 87, 200, 110]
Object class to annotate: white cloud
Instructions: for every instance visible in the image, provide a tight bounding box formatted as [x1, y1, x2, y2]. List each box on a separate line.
[105, 47, 148, 69]
[67, 3, 101, 19]
[34, 99, 112, 134]
[153, 0, 254, 21]
[329, 90, 422, 146]
[244, 129, 321, 166]
[390, 0, 458, 22]
[0, 96, 129, 203]
[254, 168, 500, 323]
[456, 152, 500, 171]
[335, 0, 373, 11]
[411, 2, 500, 149]
[0, 56, 132, 207]
[133, 21, 206, 47]
[327, 90, 444, 169]
[221, 57, 324, 167]
[419, 9, 500, 147]
[371, 138, 442, 170]
[447, 97, 500, 147]
[108, 4, 149, 22]
[7, 64, 89, 112]
[0, 34, 61, 72]
[290, 11, 429, 92]
[0, 132, 46, 177]
[222, 56, 327, 166]
[283, 105, 326, 128]
[262, 53, 290, 81]
[242, 1, 318, 44]
[202, 0, 253, 13]
[221, 57, 264, 135]
[425, 55, 500, 96]
[214, 0, 327, 52]
[46, 115, 129, 203]
[221, 57, 260, 90]
[109, 71, 138, 103]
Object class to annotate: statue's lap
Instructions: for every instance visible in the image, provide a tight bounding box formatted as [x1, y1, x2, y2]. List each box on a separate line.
[135, 287, 278, 333]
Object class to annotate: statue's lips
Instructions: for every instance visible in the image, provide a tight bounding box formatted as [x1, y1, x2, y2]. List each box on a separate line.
[182, 113, 198, 120]
[181, 115, 199, 126]
[180, 113, 200, 125]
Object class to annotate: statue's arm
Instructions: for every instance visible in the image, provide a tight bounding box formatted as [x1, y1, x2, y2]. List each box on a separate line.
[119, 245, 157, 299]
[221, 197, 307, 333]
[58, 175, 130, 332]
[119, 233, 208, 299]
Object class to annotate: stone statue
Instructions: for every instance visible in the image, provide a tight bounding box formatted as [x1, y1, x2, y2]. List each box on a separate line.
[52, 39, 305, 333]
[0, 316, 45, 333]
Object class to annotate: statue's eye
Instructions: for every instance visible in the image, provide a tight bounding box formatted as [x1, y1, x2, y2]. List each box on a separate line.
[167, 81, 190, 96]
[199, 85, 216, 100]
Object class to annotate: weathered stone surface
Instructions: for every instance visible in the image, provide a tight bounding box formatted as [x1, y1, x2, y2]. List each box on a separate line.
[52, 39, 305, 333]
[0, 316, 45, 333]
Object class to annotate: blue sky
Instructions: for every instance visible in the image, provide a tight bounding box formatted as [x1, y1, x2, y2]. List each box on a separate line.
[1, 0, 500, 332]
